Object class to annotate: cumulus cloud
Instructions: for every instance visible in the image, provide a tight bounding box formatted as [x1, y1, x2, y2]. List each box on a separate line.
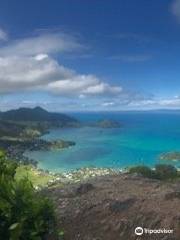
[0, 32, 82, 56]
[2, 29, 172, 111]
[46, 75, 122, 96]
[0, 55, 73, 93]
[0, 31, 122, 97]
[171, 0, 180, 21]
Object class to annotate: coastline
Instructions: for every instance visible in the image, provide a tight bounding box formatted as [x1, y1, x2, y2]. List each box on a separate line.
[16, 164, 123, 189]
[8, 125, 122, 189]
[1, 112, 180, 190]
[0, 132, 76, 166]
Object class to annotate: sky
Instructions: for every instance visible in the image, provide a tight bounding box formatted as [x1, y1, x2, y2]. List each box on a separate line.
[1, 0, 180, 111]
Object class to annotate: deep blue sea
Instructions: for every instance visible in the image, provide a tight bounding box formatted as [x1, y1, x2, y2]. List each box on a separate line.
[25, 111, 180, 172]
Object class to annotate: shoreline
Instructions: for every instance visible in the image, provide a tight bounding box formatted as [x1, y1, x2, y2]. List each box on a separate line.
[1, 119, 122, 167]
[15, 164, 123, 189]
[0, 134, 76, 166]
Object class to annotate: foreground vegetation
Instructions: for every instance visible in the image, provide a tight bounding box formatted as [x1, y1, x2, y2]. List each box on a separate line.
[129, 164, 180, 180]
[0, 151, 58, 240]
[15, 165, 56, 188]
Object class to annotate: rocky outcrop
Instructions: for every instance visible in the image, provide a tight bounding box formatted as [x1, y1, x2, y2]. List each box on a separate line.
[76, 183, 94, 195]
[160, 152, 180, 161]
[46, 173, 180, 240]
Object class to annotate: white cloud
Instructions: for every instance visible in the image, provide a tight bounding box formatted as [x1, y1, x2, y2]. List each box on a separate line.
[0, 32, 82, 56]
[0, 31, 122, 97]
[102, 102, 115, 107]
[3, 30, 175, 111]
[127, 96, 180, 109]
[0, 55, 73, 93]
[35, 54, 48, 61]
[46, 75, 122, 96]
[0, 28, 8, 41]
[157, 97, 180, 107]
[171, 0, 180, 21]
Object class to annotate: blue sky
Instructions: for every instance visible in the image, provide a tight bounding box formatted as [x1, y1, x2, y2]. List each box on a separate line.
[1, 0, 180, 111]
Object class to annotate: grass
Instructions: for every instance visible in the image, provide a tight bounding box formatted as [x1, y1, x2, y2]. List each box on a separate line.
[15, 165, 55, 187]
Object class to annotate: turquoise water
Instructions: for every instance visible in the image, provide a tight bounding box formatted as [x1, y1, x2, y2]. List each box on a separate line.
[25, 111, 180, 172]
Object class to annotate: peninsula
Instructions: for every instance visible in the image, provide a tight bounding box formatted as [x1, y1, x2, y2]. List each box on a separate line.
[0, 107, 78, 164]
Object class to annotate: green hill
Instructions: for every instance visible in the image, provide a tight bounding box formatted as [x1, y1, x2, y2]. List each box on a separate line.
[0, 107, 79, 138]
[0, 106, 77, 124]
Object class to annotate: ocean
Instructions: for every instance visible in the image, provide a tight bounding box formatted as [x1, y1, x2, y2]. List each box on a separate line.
[25, 111, 180, 172]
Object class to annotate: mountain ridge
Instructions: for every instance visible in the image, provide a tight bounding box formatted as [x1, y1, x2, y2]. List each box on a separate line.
[0, 107, 79, 139]
[0, 106, 78, 123]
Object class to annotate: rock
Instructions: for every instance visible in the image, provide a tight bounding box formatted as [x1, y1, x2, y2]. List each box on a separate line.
[44, 173, 180, 240]
[76, 183, 94, 195]
[165, 191, 180, 200]
[109, 198, 136, 213]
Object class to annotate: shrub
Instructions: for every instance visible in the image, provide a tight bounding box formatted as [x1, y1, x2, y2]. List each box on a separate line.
[129, 165, 155, 178]
[154, 164, 178, 180]
[129, 164, 179, 181]
[0, 152, 56, 240]
[0, 150, 18, 178]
